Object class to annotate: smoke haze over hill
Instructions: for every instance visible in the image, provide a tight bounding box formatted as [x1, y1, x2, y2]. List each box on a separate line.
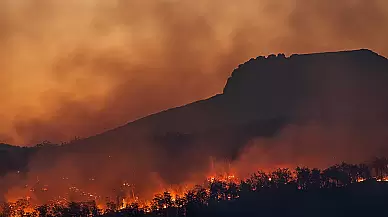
[1, 49, 388, 206]
[1, 0, 388, 144]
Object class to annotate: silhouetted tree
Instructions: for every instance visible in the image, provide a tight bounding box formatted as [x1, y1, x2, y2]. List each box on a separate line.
[105, 201, 117, 215]
[371, 157, 388, 179]
[310, 168, 322, 189]
[118, 202, 141, 216]
[51, 204, 67, 217]
[239, 180, 252, 196]
[337, 162, 352, 185]
[225, 182, 239, 200]
[36, 204, 49, 217]
[174, 195, 186, 216]
[358, 163, 372, 180]
[151, 190, 174, 216]
[271, 168, 292, 188]
[163, 191, 173, 208]
[67, 202, 81, 216]
[249, 170, 271, 190]
[151, 194, 164, 211]
[185, 186, 208, 217]
[296, 167, 311, 190]
[323, 165, 349, 187]
[209, 180, 227, 202]
[194, 185, 208, 205]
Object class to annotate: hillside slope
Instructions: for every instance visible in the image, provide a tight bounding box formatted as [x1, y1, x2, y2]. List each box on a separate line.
[73, 49, 388, 151]
[1, 49, 388, 200]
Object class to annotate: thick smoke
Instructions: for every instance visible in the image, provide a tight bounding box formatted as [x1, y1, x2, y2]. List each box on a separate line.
[0, 0, 387, 144]
[232, 123, 388, 179]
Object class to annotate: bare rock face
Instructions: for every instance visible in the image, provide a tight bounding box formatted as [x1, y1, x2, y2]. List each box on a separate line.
[223, 49, 388, 125]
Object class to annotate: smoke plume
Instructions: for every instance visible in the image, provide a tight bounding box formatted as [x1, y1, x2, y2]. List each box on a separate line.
[0, 0, 388, 144]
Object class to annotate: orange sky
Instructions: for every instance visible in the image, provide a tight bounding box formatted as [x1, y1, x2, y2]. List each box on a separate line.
[1, 0, 388, 145]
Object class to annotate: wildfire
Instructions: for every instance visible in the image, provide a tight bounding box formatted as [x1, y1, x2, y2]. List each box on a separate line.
[207, 173, 238, 184]
[119, 199, 127, 210]
[3, 159, 388, 217]
[356, 178, 365, 182]
[376, 177, 388, 182]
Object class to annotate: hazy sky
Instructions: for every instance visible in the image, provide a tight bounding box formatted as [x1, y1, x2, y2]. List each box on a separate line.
[1, 0, 388, 145]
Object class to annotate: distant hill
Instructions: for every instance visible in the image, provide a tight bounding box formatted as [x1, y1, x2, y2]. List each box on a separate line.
[0, 143, 32, 176]
[1, 49, 388, 197]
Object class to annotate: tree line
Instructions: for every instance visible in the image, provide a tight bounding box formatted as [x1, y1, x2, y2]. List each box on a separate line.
[1, 157, 388, 217]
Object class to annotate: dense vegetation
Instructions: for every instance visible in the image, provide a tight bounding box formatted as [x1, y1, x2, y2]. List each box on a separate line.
[1, 157, 388, 217]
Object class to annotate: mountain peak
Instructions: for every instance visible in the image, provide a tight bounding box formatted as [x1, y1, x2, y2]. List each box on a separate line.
[223, 49, 387, 95]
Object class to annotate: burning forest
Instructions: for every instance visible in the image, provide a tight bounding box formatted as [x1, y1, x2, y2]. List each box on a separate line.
[1, 49, 388, 216]
[0, 0, 388, 217]
[1, 157, 388, 216]
[1, 1, 388, 215]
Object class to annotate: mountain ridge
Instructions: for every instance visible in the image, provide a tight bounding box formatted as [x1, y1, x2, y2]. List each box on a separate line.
[2, 48, 388, 197]
[2, 48, 388, 148]
[91, 49, 387, 140]
[53, 48, 388, 166]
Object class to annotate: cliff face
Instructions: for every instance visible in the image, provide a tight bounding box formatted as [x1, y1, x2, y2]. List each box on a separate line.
[222, 49, 388, 124]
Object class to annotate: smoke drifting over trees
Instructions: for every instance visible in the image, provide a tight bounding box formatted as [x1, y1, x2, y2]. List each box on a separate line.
[1, 0, 388, 144]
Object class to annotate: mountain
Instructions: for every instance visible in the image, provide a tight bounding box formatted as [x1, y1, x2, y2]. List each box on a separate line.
[70, 49, 388, 152]
[90, 49, 388, 137]
[1, 49, 388, 193]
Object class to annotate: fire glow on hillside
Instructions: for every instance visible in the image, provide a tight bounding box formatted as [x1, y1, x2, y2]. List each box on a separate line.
[2, 158, 388, 217]
[2, 171, 239, 216]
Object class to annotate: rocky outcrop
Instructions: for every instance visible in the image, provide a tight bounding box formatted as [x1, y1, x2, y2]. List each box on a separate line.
[222, 49, 388, 123]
